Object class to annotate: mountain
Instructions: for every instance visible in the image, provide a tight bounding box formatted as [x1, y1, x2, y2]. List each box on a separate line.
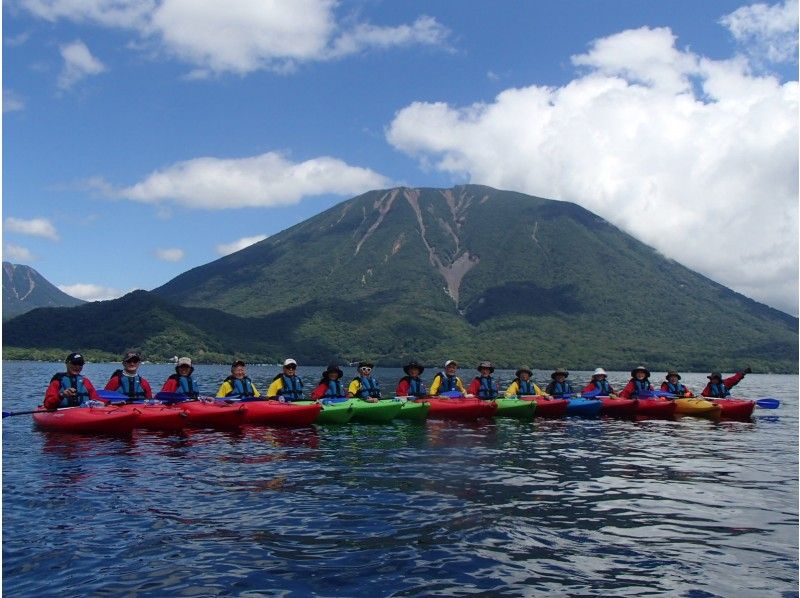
[4, 185, 797, 372]
[2, 262, 85, 320]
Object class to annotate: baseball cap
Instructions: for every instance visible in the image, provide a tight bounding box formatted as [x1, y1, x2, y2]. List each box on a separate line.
[123, 351, 141, 363]
[65, 352, 85, 365]
[283, 358, 298, 367]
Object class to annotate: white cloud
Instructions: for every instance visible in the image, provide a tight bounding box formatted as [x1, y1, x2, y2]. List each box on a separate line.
[386, 26, 799, 315]
[4, 244, 35, 262]
[58, 39, 106, 89]
[216, 234, 268, 256]
[721, 0, 799, 64]
[3, 89, 25, 112]
[94, 151, 392, 209]
[4, 217, 59, 240]
[17, 0, 450, 76]
[57, 283, 127, 301]
[155, 248, 184, 262]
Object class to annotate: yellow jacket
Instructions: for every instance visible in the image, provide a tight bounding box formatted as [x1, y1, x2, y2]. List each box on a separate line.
[504, 380, 544, 397]
[215, 377, 261, 398]
[429, 373, 467, 396]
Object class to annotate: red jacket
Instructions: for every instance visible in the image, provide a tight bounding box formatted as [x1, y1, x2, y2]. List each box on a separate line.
[104, 371, 153, 399]
[310, 380, 347, 400]
[43, 375, 100, 409]
[701, 372, 745, 397]
[581, 381, 616, 396]
[395, 376, 427, 397]
[619, 379, 653, 399]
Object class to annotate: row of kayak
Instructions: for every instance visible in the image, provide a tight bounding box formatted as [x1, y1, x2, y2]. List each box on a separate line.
[29, 395, 758, 434]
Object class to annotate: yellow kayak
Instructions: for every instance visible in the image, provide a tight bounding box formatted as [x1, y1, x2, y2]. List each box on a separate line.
[674, 398, 722, 418]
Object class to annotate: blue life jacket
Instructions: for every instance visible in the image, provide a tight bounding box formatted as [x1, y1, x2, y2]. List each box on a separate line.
[168, 373, 199, 399]
[517, 379, 537, 395]
[664, 381, 687, 395]
[593, 379, 612, 395]
[435, 372, 460, 393]
[275, 374, 303, 401]
[633, 378, 652, 396]
[707, 382, 730, 398]
[549, 380, 573, 396]
[322, 379, 344, 399]
[474, 376, 498, 400]
[114, 370, 147, 400]
[53, 373, 90, 407]
[225, 376, 256, 398]
[401, 376, 426, 397]
[353, 376, 381, 399]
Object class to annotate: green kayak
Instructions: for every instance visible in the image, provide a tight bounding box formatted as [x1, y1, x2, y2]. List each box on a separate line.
[350, 399, 403, 423]
[493, 397, 537, 418]
[394, 398, 430, 421]
[296, 400, 354, 424]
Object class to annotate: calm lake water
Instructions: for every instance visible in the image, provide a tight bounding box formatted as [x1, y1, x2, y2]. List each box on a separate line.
[3, 361, 798, 596]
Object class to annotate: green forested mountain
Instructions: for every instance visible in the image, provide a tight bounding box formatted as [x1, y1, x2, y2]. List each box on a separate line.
[3, 262, 85, 320]
[4, 185, 797, 372]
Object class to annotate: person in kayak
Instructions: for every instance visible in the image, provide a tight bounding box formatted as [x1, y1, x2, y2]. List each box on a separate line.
[504, 366, 546, 397]
[267, 358, 304, 401]
[582, 368, 617, 398]
[468, 361, 500, 400]
[429, 360, 468, 397]
[660, 371, 694, 397]
[161, 357, 201, 398]
[396, 360, 428, 398]
[619, 366, 654, 399]
[701, 367, 751, 397]
[104, 351, 153, 400]
[347, 361, 381, 402]
[216, 360, 261, 398]
[545, 368, 574, 397]
[310, 364, 346, 400]
[43, 352, 102, 409]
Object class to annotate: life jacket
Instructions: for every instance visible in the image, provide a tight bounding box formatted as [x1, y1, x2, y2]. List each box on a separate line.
[400, 375, 426, 397]
[273, 373, 303, 401]
[516, 378, 537, 396]
[353, 376, 381, 399]
[473, 376, 498, 400]
[224, 375, 256, 398]
[633, 378, 652, 396]
[593, 379, 612, 395]
[113, 370, 147, 400]
[549, 380, 573, 396]
[52, 373, 90, 407]
[664, 381, 686, 395]
[168, 373, 199, 399]
[435, 372, 460, 393]
[707, 382, 730, 398]
[322, 379, 344, 399]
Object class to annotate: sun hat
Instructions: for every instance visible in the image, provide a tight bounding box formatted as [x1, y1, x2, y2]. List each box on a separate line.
[477, 361, 494, 373]
[323, 363, 344, 378]
[551, 368, 569, 379]
[592, 368, 607, 378]
[666, 370, 681, 380]
[707, 372, 722, 380]
[403, 360, 425, 375]
[175, 357, 194, 373]
[631, 365, 651, 378]
[515, 366, 533, 377]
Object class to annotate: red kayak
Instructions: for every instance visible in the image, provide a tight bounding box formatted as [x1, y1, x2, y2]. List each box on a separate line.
[600, 397, 638, 418]
[181, 400, 247, 428]
[118, 403, 189, 430]
[33, 405, 138, 434]
[519, 396, 569, 418]
[422, 397, 497, 420]
[635, 398, 677, 419]
[709, 398, 755, 420]
[241, 400, 321, 426]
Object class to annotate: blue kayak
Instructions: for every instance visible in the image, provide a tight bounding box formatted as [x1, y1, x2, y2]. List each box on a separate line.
[565, 397, 603, 417]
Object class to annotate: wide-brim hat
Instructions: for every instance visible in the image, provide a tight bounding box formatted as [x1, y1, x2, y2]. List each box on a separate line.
[175, 356, 194, 373]
[477, 361, 494, 373]
[403, 360, 425, 375]
[592, 367, 607, 378]
[707, 372, 722, 380]
[631, 365, 650, 378]
[665, 370, 681, 380]
[515, 366, 533, 377]
[323, 364, 344, 378]
[551, 368, 569, 379]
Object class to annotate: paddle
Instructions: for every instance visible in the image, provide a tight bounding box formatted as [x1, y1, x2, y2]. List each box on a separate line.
[2, 405, 88, 418]
[96, 389, 130, 404]
[755, 398, 780, 409]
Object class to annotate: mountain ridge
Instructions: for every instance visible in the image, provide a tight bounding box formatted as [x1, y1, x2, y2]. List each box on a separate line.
[2, 261, 85, 321]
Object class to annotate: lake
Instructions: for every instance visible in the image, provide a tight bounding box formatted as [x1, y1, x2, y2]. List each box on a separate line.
[3, 361, 797, 596]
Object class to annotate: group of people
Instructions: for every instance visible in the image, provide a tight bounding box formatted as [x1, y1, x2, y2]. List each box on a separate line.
[43, 351, 752, 410]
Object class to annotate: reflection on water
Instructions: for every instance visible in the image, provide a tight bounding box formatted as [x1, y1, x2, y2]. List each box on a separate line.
[3, 362, 797, 596]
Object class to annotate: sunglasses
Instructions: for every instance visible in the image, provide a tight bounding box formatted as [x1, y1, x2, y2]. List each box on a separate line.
[360, 367, 373, 372]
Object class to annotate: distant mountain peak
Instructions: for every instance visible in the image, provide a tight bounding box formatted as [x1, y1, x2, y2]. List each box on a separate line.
[2, 262, 85, 321]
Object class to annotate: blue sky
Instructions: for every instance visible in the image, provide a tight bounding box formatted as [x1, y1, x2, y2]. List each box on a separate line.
[3, 0, 798, 315]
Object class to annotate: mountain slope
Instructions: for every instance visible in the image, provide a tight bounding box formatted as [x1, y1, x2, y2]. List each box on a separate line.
[4, 186, 797, 371]
[3, 262, 85, 320]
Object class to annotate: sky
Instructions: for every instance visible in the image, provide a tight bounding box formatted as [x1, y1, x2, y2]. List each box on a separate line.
[2, 0, 798, 316]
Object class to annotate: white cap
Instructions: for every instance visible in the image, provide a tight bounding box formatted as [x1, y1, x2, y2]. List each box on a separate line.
[283, 358, 298, 367]
[444, 359, 458, 368]
[593, 367, 607, 377]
